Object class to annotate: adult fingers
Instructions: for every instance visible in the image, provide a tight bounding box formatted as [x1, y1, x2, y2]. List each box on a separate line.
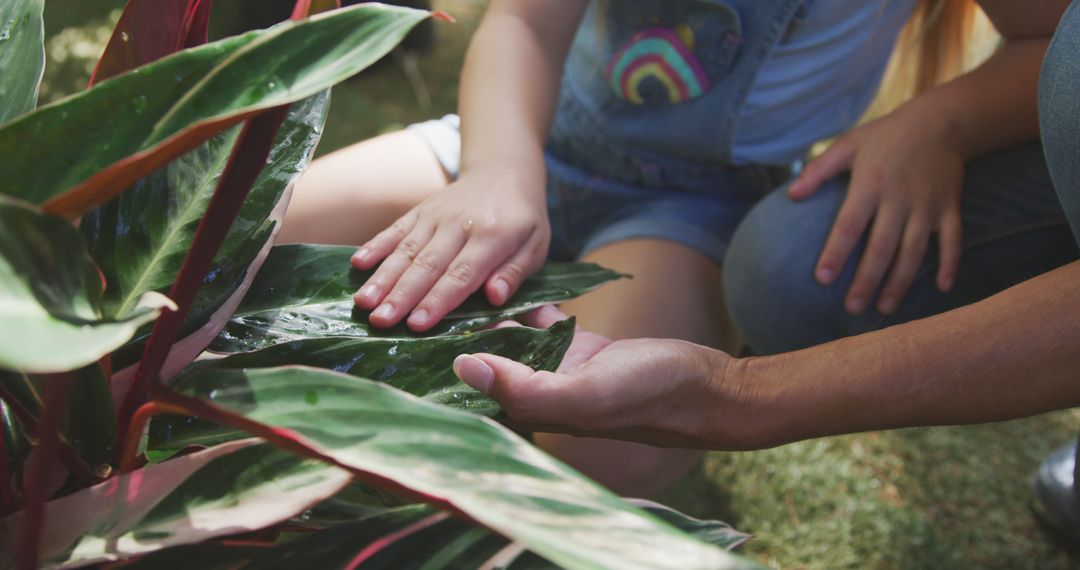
[844, 206, 905, 314]
[788, 136, 856, 200]
[405, 236, 518, 331]
[352, 210, 418, 270]
[368, 226, 469, 328]
[453, 353, 582, 426]
[936, 208, 962, 292]
[484, 230, 549, 306]
[876, 217, 931, 315]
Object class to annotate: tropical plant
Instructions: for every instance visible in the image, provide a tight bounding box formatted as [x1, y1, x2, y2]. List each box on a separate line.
[0, 1, 759, 568]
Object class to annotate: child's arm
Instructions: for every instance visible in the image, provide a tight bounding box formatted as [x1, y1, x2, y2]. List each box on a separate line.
[789, 0, 1070, 317]
[352, 0, 589, 331]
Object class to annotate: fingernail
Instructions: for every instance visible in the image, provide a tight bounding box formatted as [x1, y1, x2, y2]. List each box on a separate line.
[816, 267, 834, 285]
[407, 309, 428, 328]
[940, 275, 955, 292]
[878, 297, 897, 315]
[355, 283, 378, 302]
[492, 279, 510, 305]
[352, 247, 371, 265]
[373, 303, 394, 320]
[453, 355, 493, 394]
[846, 297, 866, 314]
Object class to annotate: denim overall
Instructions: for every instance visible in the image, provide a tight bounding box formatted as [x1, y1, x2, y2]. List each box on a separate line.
[544, 0, 806, 263]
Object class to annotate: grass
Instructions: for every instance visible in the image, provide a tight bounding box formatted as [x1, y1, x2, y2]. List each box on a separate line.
[664, 411, 1080, 568]
[41, 0, 1080, 567]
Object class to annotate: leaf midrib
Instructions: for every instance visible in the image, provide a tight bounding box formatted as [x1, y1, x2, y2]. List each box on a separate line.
[114, 134, 236, 317]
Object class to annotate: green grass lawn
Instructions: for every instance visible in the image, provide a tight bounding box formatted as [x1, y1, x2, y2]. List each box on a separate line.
[665, 412, 1080, 569]
[41, 1, 1080, 567]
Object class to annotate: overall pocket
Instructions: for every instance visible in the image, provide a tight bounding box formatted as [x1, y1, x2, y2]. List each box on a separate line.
[579, 0, 744, 110]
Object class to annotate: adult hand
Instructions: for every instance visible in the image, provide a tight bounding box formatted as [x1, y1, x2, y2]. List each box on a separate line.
[788, 102, 965, 315]
[452, 306, 758, 449]
[352, 165, 549, 331]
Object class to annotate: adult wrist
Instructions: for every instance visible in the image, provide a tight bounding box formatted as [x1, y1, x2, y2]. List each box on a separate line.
[690, 348, 796, 451]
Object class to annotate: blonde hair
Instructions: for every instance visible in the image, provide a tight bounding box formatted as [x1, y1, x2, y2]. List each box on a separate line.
[868, 0, 996, 117]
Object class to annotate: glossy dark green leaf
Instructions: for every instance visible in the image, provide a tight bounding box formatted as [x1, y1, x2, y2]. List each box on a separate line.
[0, 196, 171, 373]
[63, 364, 117, 473]
[0, 0, 44, 124]
[212, 244, 626, 353]
[84, 92, 330, 377]
[0, 440, 351, 568]
[1, 399, 31, 502]
[168, 366, 756, 569]
[0, 4, 429, 217]
[149, 320, 574, 459]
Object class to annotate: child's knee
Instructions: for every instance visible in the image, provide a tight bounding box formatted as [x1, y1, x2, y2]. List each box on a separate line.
[724, 179, 853, 354]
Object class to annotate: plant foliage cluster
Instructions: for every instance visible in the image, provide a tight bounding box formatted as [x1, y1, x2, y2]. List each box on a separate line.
[0, 1, 757, 568]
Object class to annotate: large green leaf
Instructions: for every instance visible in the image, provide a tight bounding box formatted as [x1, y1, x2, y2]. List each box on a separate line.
[211, 244, 626, 353]
[0, 0, 44, 124]
[0, 4, 429, 217]
[83, 92, 330, 377]
[0, 440, 352, 569]
[0, 196, 172, 373]
[63, 364, 117, 473]
[148, 321, 575, 458]
[168, 367, 758, 569]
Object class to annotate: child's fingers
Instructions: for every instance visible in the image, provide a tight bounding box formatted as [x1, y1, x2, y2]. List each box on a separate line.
[788, 137, 856, 200]
[369, 227, 469, 328]
[844, 206, 904, 315]
[352, 210, 418, 270]
[876, 217, 931, 315]
[814, 188, 877, 286]
[353, 223, 435, 311]
[484, 231, 548, 306]
[406, 238, 517, 331]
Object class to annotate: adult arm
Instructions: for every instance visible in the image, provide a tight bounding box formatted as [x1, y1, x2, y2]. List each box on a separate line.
[454, 261, 1080, 449]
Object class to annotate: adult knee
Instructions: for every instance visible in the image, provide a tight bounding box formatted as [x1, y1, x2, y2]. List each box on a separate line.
[724, 179, 855, 355]
[1039, 1, 1080, 242]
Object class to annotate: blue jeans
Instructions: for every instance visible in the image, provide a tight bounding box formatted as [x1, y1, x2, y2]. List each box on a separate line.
[723, 0, 1080, 355]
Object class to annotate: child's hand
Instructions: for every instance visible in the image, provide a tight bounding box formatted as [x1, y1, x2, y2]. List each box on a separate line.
[788, 103, 965, 316]
[351, 166, 549, 331]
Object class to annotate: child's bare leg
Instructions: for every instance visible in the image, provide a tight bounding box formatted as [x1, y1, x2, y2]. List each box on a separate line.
[278, 130, 450, 245]
[536, 238, 738, 497]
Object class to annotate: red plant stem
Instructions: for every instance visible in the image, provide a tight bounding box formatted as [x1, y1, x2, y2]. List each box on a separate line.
[18, 374, 76, 570]
[0, 426, 14, 515]
[117, 107, 291, 451]
[345, 512, 450, 570]
[0, 384, 94, 486]
[119, 401, 193, 474]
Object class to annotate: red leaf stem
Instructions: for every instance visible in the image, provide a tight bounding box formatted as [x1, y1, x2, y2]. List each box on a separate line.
[17, 374, 75, 570]
[119, 401, 193, 474]
[117, 107, 291, 451]
[345, 512, 450, 569]
[291, 0, 341, 20]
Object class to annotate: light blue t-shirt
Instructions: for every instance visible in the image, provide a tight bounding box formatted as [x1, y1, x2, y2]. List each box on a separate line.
[732, 0, 918, 166]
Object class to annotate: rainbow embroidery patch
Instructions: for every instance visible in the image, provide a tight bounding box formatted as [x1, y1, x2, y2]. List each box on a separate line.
[605, 25, 711, 105]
